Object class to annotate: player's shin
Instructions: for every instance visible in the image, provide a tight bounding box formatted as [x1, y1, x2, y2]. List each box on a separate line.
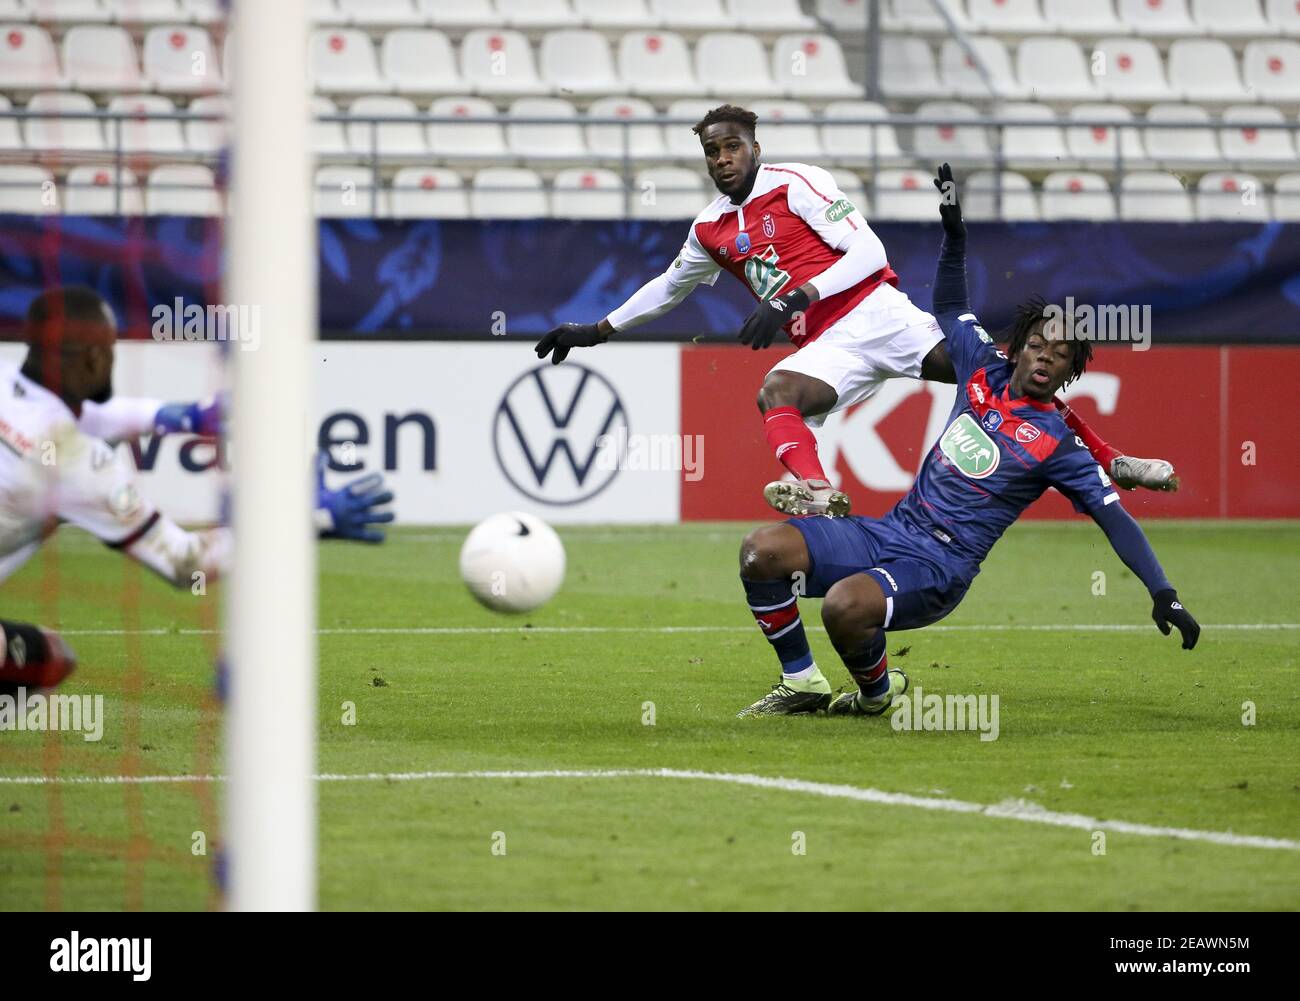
[762, 407, 829, 482]
[742, 578, 827, 689]
[841, 628, 891, 702]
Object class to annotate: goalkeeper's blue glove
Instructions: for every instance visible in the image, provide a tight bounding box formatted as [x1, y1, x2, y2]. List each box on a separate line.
[154, 395, 224, 437]
[315, 453, 395, 544]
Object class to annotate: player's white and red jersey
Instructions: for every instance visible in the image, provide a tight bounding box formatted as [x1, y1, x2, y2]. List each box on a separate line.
[670, 162, 898, 348]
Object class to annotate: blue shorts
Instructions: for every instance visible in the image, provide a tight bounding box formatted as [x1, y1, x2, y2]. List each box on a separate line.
[788, 514, 975, 631]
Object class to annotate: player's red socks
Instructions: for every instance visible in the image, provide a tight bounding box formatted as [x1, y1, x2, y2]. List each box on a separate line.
[1054, 398, 1121, 470]
[0, 621, 77, 695]
[841, 630, 890, 700]
[762, 406, 828, 482]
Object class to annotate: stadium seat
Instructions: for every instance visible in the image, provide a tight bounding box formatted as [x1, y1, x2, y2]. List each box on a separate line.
[771, 34, 858, 99]
[749, 99, 824, 161]
[181, 0, 224, 24]
[1265, 0, 1300, 36]
[871, 168, 937, 220]
[63, 25, 142, 91]
[696, 32, 780, 98]
[1092, 38, 1173, 102]
[64, 165, 143, 215]
[821, 100, 909, 166]
[540, 30, 620, 97]
[1143, 103, 1221, 166]
[630, 166, 706, 218]
[461, 28, 547, 96]
[663, 98, 715, 159]
[728, 0, 817, 31]
[1043, 0, 1129, 36]
[649, 0, 732, 30]
[142, 25, 222, 93]
[0, 25, 65, 90]
[828, 168, 869, 216]
[814, 0, 874, 30]
[496, 0, 581, 28]
[1196, 171, 1269, 220]
[939, 37, 1029, 100]
[428, 96, 508, 159]
[471, 167, 547, 218]
[1119, 170, 1193, 220]
[585, 96, 665, 160]
[505, 97, 587, 160]
[889, 0, 969, 32]
[0, 95, 20, 151]
[23, 92, 103, 151]
[619, 31, 701, 98]
[1116, 0, 1201, 36]
[880, 36, 945, 99]
[552, 167, 626, 218]
[966, 0, 1052, 34]
[309, 0, 349, 24]
[1191, 0, 1275, 38]
[0, 164, 56, 214]
[311, 29, 386, 94]
[1066, 104, 1149, 166]
[109, 0, 183, 22]
[346, 95, 428, 156]
[913, 100, 993, 163]
[336, 0, 424, 26]
[416, 0, 496, 27]
[185, 94, 228, 153]
[147, 163, 220, 215]
[964, 170, 1041, 221]
[1220, 105, 1297, 164]
[106, 94, 186, 153]
[1041, 171, 1116, 220]
[26, 0, 110, 22]
[315, 165, 384, 217]
[999, 102, 1070, 168]
[311, 95, 350, 155]
[1167, 39, 1251, 104]
[389, 166, 469, 218]
[1272, 173, 1300, 220]
[573, 0, 657, 29]
[381, 30, 462, 95]
[1243, 40, 1300, 100]
[1017, 37, 1097, 101]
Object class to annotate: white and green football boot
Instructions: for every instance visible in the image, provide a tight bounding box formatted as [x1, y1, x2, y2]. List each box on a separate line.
[737, 670, 833, 717]
[827, 669, 909, 717]
[763, 478, 851, 518]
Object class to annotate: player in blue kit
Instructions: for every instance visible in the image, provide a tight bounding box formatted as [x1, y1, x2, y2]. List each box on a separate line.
[736, 165, 1200, 718]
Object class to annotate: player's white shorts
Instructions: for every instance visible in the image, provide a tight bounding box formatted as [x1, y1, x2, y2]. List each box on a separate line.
[767, 283, 944, 428]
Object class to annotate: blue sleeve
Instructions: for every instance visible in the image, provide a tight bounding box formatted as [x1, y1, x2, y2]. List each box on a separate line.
[939, 311, 1007, 385]
[1041, 432, 1120, 516]
[933, 233, 970, 316]
[1090, 503, 1173, 597]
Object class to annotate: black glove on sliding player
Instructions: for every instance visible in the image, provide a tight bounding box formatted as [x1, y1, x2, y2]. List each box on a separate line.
[535, 322, 607, 365]
[1152, 588, 1200, 650]
[933, 162, 966, 242]
[738, 286, 811, 350]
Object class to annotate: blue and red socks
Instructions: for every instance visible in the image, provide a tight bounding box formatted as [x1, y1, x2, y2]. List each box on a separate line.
[841, 629, 890, 701]
[742, 577, 817, 679]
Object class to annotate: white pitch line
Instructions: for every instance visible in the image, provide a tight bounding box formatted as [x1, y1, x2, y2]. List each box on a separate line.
[0, 767, 1295, 853]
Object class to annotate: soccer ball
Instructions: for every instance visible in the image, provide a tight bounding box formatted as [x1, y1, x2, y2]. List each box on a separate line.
[459, 511, 566, 614]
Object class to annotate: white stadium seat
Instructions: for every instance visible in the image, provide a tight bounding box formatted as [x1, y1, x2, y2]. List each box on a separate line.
[505, 97, 587, 159]
[496, 0, 581, 28]
[551, 167, 625, 218]
[913, 100, 992, 162]
[0, 95, 20, 151]
[315, 165, 384, 218]
[416, 0, 496, 27]
[880, 36, 945, 99]
[619, 31, 700, 98]
[630, 166, 706, 218]
[185, 94, 228, 153]
[964, 170, 1041, 221]
[663, 99, 715, 159]
[1017, 37, 1097, 101]
[27, 0, 110, 22]
[105, 94, 186, 153]
[0, 165, 57, 214]
[181, 0, 224, 24]
[749, 99, 824, 161]
[1043, 0, 1129, 36]
[649, 0, 732, 31]
[1000, 102, 1070, 168]
[64, 165, 143, 215]
[346, 95, 428, 156]
[460, 28, 547, 96]
[147, 163, 220, 215]
[1116, 0, 1201, 37]
[1196, 171, 1269, 220]
[1265, 0, 1300, 36]
[63, 25, 142, 90]
[24, 91, 103, 151]
[1092, 38, 1173, 102]
[1143, 103, 1221, 166]
[585, 97, 666, 160]
[814, 0, 874, 31]
[0, 25, 65, 89]
[1220, 105, 1296, 164]
[311, 95, 350, 155]
[828, 168, 869, 217]
[695, 32, 780, 98]
[142, 25, 222, 93]
[1119, 171, 1194, 221]
[1041, 171, 1116, 220]
[1167, 39, 1251, 104]
[428, 96, 508, 160]
[310, 0, 349, 24]
[1066, 103, 1149, 165]
[771, 34, 858, 99]
[336, 0, 423, 27]
[890, 0, 969, 32]
[389, 166, 469, 218]
[1191, 0, 1275, 38]
[1272, 173, 1300, 220]
[872, 168, 937, 221]
[311, 29, 386, 94]
[381, 30, 462, 95]
[540, 30, 620, 97]
[729, 0, 817, 31]
[821, 100, 909, 166]
[939, 36, 1029, 99]
[573, 0, 657, 29]
[471, 167, 548, 218]
[1243, 40, 1300, 100]
[110, 0, 183, 22]
[967, 0, 1051, 34]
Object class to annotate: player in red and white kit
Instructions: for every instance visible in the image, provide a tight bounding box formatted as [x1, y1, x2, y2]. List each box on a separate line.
[536, 105, 1177, 516]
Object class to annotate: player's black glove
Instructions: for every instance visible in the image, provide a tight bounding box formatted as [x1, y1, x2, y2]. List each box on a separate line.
[933, 162, 966, 241]
[535, 322, 607, 365]
[1152, 588, 1199, 650]
[738, 287, 810, 350]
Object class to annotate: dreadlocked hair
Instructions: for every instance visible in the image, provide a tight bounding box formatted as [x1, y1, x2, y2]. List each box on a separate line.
[1003, 294, 1093, 388]
[692, 104, 758, 138]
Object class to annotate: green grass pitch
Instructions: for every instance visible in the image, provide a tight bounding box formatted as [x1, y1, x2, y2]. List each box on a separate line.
[1, 520, 1298, 911]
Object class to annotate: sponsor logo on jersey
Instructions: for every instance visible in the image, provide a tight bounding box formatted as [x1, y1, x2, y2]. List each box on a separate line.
[939, 414, 1000, 480]
[825, 198, 855, 223]
[761, 212, 776, 238]
[744, 245, 792, 302]
[972, 384, 986, 404]
[1015, 423, 1041, 444]
[976, 326, 993, 344]
[981, 410, 1003, 433]
[735, 232, 751, 254]
[718, 245, 727, 257]
[1097, 464, 1112, 487]
[871, 567, 899, 592]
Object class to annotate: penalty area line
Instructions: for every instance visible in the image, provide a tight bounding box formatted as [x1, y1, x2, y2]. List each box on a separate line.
[0, 767, 1296, 853]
